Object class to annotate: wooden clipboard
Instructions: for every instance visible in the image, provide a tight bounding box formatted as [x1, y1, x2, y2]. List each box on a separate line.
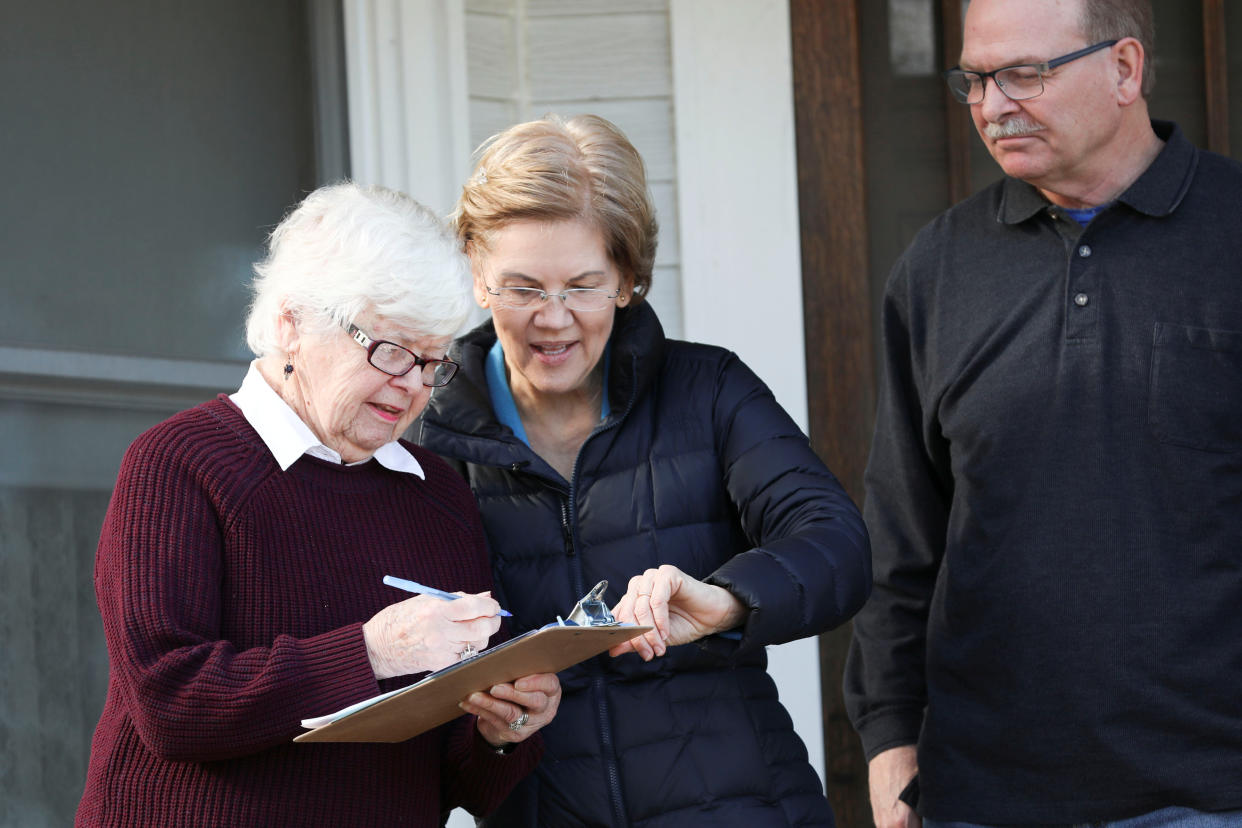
[294, 623, 650, 744]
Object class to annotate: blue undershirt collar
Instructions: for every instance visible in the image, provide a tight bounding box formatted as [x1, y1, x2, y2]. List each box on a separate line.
[1062, 203, 1110, 226]
[485, 340, 610, 447]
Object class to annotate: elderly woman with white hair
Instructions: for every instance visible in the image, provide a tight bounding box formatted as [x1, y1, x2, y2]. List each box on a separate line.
[76, 182, 560, 828]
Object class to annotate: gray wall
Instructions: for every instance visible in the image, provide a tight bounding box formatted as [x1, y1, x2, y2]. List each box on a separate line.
[0, 1, 339, 823]
[0, 488, 110, 826]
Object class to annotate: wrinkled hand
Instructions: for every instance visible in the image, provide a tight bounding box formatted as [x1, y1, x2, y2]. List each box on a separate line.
[868, 745, 921, 828]
[460, 672, 561, 748]
[362, 593, 502, 679]
[608, 564, 747, 660]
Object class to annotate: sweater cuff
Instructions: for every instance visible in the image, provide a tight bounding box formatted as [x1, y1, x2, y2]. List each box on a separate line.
[470, 726, 543, 763]
[294, 622, 381, 721]
[854, 710, 924, 762]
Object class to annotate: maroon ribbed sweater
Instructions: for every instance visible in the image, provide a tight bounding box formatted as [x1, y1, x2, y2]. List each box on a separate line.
[76, 396, 541, 827]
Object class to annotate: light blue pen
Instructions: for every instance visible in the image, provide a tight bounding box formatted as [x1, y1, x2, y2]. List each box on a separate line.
[383, 575, 513, 617]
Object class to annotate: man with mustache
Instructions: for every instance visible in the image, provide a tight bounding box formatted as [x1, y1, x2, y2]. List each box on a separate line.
[844, 1, 1242, 827]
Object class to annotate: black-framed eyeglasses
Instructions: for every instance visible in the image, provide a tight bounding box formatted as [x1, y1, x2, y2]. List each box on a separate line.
[343, 321, 459, 387]
[485, 284, 621, 312]
[944, 40, 1118, 104]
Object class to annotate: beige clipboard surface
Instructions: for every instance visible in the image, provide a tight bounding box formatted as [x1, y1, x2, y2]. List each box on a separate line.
[295, 623, 651, 744]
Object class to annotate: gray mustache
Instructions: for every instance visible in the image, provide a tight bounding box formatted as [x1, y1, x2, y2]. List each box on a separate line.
[984, 118, 1046, 139]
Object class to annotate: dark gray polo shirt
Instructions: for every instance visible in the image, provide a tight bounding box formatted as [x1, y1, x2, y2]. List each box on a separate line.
[846, 121, 1242, 823]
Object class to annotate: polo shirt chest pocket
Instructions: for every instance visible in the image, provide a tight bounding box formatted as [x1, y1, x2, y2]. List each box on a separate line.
[1148, 322, 1242, 452]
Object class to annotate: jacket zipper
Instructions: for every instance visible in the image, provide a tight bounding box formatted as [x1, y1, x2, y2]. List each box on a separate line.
[565, 408, 632, 827]
[562, 487, 627, 826]
[484, 353, 640, 826]
[559, 499, 575, 558]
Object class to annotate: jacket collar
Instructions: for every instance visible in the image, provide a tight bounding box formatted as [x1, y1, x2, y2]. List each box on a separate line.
[997, 120, 1197, 225]
[606, 301, 666, 423]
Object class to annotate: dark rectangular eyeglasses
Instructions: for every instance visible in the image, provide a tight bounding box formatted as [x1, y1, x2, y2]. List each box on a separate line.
[944, 40, 1118, 104]
[343, 321, 459, 387]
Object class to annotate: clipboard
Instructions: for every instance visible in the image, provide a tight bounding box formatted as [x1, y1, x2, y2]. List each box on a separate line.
[295, 582, 649, 744]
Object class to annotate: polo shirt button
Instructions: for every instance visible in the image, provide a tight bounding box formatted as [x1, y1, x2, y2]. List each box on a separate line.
[1074, 293, 1090, 307]
[1078, 244, 1092, 257]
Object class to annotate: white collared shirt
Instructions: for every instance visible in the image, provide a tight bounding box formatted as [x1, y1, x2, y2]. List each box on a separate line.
[229, 361, 425, 478]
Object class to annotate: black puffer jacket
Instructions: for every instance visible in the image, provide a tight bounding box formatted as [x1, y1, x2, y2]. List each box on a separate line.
[418, 303, 870, 827]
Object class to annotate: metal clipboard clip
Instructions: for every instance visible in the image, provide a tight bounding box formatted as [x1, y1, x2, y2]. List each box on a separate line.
[565, 581, 618, 627]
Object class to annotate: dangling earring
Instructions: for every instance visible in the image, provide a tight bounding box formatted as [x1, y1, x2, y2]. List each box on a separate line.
[283, 356, 294, 380]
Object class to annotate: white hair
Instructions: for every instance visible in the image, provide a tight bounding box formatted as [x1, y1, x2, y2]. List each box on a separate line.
[245, 181, 472, 357]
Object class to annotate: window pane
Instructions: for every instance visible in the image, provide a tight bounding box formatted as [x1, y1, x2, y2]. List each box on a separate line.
[0, 0, 319, 362]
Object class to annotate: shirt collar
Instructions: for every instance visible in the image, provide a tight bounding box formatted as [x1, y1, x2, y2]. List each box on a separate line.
[485, 341, 530, 445]
[229, 361, 425, 477]
[1114, 120, 1197, 217]
[996, 120, 1197, 225]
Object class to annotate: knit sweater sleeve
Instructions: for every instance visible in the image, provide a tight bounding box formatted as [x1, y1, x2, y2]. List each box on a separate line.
[842, 253, 951, 759]
[94, 415, 380, 762]
[701, 351, 872, 654]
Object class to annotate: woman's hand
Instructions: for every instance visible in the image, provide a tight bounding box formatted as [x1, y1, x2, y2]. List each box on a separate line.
[461, 672, 562, 748]
[362, 593, 502, 679]
[608, 564, 748, 660]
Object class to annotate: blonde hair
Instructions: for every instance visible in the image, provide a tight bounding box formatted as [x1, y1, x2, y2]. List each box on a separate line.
[453, 114, 658, 302]
[245, 182, 472, 357]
